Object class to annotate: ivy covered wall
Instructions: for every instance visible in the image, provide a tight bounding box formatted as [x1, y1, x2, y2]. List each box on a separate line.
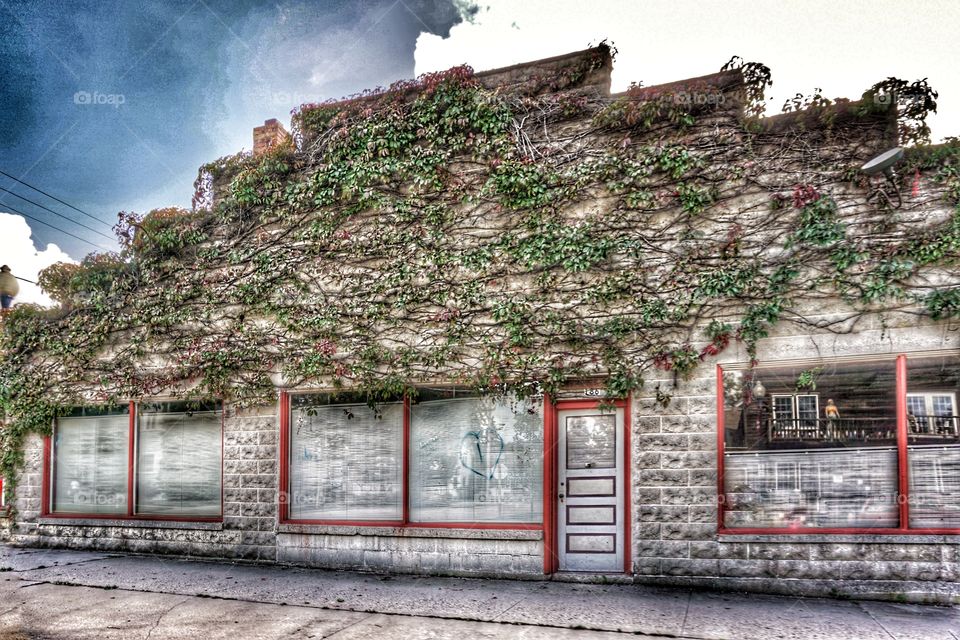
[2, 45, 959, 503]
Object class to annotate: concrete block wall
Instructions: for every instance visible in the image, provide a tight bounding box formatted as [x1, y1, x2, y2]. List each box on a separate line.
[8, 405, 281, 562]
[277, 526, 543, 577]
[221, 405, 281, 561]
[629, 315, 960, 602]
[10, 433, 44, 545]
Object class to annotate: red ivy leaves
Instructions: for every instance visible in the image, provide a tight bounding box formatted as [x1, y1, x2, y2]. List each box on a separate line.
[792, 183, 821, 209]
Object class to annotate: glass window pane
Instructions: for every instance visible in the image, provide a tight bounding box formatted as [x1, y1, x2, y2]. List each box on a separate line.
[136, 409, 222, 516]
[796, 395, 819, 422]
[54, 413, 129, 514]
[410, 393, 543, 523]
[907, 355, 960, 528]
[907, 395, 927, 430]
[772, 396, 793, 428]
[289, 397, 403, 521]
[565, 415, 615, 469]
[723, 361, 899, 529]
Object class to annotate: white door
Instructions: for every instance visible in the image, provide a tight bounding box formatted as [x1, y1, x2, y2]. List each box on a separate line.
[557, 406, 625, 572]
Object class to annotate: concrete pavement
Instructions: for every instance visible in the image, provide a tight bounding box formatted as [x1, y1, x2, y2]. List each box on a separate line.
[1, 544, 958, 639]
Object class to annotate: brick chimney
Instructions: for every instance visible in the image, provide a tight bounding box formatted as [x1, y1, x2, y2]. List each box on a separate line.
[253, 118, 291, 155]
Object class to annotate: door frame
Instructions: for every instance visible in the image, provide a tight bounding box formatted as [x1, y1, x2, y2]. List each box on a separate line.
[543, 395, 631, 574]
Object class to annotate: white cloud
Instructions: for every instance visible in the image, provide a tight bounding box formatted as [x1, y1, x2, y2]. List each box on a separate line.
[414, 0, 960, 142]
[0, 212, 79, 307]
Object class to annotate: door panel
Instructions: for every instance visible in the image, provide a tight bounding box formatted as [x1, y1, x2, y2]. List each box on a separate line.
[557, 407, 624, 572]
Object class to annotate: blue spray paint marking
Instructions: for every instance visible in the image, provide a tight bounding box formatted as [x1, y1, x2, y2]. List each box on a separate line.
[459, 431, 504, 479]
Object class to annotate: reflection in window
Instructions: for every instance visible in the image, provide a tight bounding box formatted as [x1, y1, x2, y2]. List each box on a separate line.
[136, 403, 222, 516]
[566, 415, 615, 469]
[770, 394, 820, 439]
[289, 395, 403, 521]
[723, 361, 899, 529]
[907, 356, 960, 528]
[53, 408, 129, 514]
[410, 391, 543, 523]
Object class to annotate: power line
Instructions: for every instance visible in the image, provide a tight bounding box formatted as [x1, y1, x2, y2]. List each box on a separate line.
[0, 185, 116, 242]
[0, 202, 112, 252]
[0, 169, 114, 230]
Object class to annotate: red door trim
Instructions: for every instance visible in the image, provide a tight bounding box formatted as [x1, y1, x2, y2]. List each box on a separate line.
[547, 397, 630, 575]
[542, 393, 556, 574]
[623, 395, 632, 574]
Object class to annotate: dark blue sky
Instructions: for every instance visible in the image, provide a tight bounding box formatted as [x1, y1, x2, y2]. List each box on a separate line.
[0, 0, 469, 258]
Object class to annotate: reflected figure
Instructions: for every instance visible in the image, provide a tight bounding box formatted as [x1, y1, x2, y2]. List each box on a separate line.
[824, 398, 840, 438]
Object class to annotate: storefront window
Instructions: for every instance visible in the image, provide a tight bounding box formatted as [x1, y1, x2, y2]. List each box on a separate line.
[50, 402, 222, 519]
[722, 361, 899, 529]
[409, 390, 543, 523]
[907, 355, 960, 528]
[288, 394, 404, 521]
[136, 402, 222, 516]
[53, 406, 130, 515]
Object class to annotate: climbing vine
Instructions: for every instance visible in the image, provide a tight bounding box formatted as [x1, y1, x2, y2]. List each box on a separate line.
[2, 45, 960, 505]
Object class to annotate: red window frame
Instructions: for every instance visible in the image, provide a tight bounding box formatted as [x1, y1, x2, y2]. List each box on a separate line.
[717, 353, 960, 535]
[41, 400, 224, 523]
[279, 390, 545, 531]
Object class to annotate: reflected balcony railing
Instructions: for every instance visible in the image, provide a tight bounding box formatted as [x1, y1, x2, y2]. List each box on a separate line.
[908, 413, 960, 437]
[768, 417, 895, 442]
[767, 415, 960, 442]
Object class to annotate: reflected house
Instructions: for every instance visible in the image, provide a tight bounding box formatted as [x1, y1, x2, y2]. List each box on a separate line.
[723, 359, 960, 531]
[3, 46, 960, 603]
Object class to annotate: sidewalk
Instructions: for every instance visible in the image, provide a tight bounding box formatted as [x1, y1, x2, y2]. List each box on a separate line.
[1, 544, 958, 639]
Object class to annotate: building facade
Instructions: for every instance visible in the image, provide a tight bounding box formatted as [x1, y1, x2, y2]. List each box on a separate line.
[2, 47, 959, 603]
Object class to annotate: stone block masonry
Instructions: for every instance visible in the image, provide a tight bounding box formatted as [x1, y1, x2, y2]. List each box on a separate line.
[10, 407, 281, 563]
[276, 526, 543, 577]
[628, 318, 960, 603]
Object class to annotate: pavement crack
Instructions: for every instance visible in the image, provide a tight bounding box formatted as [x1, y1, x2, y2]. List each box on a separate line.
[17, 581, 51, 589]
[854, 602, 897, 640]
[145, 597, 190, 640]
[12, 556, 113, 572]
[489, 595, 527, 622]
[317, 612, 377, 638]
[679, 590, 692, 636]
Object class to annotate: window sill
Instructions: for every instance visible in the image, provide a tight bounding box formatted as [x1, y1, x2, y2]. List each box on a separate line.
[719, 532, 960, 543]
[278, 522, 543, 540]
[38, 517, 223, 531]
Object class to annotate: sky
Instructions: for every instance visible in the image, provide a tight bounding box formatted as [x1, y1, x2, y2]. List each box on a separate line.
[1, 0, 959, 305]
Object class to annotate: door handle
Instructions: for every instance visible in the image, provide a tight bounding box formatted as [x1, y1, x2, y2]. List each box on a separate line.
[559, 493, 565, 503]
